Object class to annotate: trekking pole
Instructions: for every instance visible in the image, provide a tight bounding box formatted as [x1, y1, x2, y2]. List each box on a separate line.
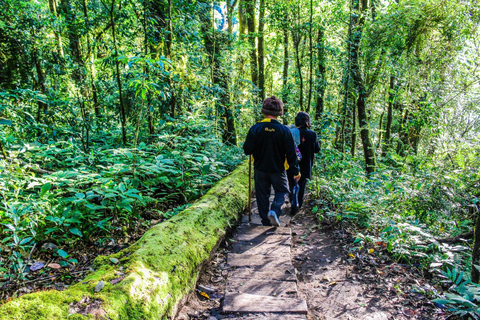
[248, 155, 252, 222]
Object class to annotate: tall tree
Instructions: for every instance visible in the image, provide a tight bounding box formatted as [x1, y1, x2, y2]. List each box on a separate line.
[350, 0, 376, 174]
[315, 25, 326, 119]
[258, 0, 266, 100]
[245, 0, 258, 88]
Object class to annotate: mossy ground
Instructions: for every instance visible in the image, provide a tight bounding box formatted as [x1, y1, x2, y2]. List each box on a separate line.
[0, 161, 249, 320]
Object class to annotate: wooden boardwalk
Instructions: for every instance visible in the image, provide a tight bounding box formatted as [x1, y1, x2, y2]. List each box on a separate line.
[222, 209, 308, 319]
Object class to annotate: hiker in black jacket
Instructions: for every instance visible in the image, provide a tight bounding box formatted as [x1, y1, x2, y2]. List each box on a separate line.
[287, 111, 321, 213]
[243, 96, 300, 227]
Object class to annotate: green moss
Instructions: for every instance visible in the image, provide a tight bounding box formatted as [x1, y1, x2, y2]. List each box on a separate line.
[0, 161, 249, 320]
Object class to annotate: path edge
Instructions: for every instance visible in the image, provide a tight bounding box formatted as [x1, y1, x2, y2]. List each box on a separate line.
[0, 160, 249, 320]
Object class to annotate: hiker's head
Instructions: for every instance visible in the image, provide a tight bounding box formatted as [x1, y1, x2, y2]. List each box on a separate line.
[261, 96, 284, 117]
[295, 111, 311, 128]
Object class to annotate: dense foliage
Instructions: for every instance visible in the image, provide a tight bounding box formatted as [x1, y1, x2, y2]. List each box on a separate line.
[0, 0, 479, 314]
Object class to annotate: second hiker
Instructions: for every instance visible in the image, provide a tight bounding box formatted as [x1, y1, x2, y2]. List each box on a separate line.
[243, 96, 300, 227]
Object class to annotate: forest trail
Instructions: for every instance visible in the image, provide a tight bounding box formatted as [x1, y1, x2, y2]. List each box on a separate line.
[178, 192, 440, 320]
[221, 209, 307, 318]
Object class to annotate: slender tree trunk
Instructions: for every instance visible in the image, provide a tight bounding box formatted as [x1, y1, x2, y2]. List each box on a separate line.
[307, 0, 313, 113]
[200, 1, 237, 145]
[350, 0, 376, 174]
[282, 25, 289, 110]
[315, 26, 326, 119]
[238, 0, 247, 36]
[167, 0, 176, 117]
[143, 0, 154, 135]
[351, 99, 357, 157]
[397, 108, 409, 156]
[109, 0, 127, 145]
[245, 0, 258, 88]
[378, 111, 384, 152]
[48, 0, 64, 57]
[258, 0, 265, 100]
[292, 30, 303, 110]
[472, 203, 480, 283]
[383, 75, 394, 156]
[32, 32, 47, 123]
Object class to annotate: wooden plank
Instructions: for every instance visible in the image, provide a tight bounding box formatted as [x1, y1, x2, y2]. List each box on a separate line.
[223, 292, 308, 314]
[229, 266, 296, 281]
[228, 254, 292, 267]
[233, 235, 291, 247]
[235, 225, 291, 239]
[232, 242, 291, 256]
[227, 277, 297, 297]
[226, 314, 307, 320]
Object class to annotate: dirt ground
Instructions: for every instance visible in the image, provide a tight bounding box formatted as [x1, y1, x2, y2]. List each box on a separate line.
[177, 202, 451, 320]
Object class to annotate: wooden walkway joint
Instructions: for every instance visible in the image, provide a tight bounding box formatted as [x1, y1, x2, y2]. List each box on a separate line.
[222, 213, 308, 318]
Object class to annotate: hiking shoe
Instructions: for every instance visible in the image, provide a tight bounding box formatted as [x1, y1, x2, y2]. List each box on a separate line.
[268, 210, 280, 227]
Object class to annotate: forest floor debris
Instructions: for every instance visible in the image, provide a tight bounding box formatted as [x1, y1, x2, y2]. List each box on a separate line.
[178, 201, 453, 320]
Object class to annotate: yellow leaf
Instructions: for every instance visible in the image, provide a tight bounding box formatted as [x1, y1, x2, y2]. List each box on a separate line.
[440, 227, 445, 233]
[199, 291, 210, 299]
[368, 248, 374, 254]
[348, 253, 355, 258]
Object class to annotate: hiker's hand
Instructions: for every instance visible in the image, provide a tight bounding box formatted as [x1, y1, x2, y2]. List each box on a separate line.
[294, 174, 301, 182]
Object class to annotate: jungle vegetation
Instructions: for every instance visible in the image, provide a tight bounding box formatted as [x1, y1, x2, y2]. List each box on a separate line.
[0, 0, 479, 315]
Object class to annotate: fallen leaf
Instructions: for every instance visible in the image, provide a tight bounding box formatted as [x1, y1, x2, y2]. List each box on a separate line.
[198, 291, 210, 299]
[329, 281, 337, 286]
[42, 243, 59, 250]
[110, 258, 119, 265]
[348, 253, 355, 258]
[368, 248, 374, 254]
[48, 263, 61, 269]
[110, 277, 124, 285]
[95, 281, 105, 293]
[30, 262, 45, 272]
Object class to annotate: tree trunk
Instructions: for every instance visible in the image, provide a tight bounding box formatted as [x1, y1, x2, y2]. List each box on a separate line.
[167, 0, 176, 118]
[397, 108, 409, 156]
[200, 1, 237, 145]
[351, 98, 357, 157]
[32, 33, 47, 123]
[258, 0, 265, 100]
[109, 0, 127, 145]
[238, 0, 247, 36]
[378, 111, 384, 152]
[245, 0, 258, 88]
[282, 26, 289, 111]
[472, 204, 480, 283]
[315, 26, 326, 119]
[307, 0, 313, 113]
[382, 75, 394, 156]
[61, 0, 83, 82]
[48, 0, 64, 57]
[350, 0, 376, 174]
[292, 30, 303, 110]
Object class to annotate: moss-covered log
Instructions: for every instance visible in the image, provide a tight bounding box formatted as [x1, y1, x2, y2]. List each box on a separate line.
[0, 161, 249, 320]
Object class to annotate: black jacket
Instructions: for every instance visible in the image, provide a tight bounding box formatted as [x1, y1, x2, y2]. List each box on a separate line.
[243, 119, 299, 176]
[298, 127, 321, 179]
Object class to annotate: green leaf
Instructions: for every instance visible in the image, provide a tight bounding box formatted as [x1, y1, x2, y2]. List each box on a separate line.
[19, 237, 32, 245]
[57, 249, 68, 258]
[0, 119, 12, 126]
[75, 193, 85, 199]
[41, 183, 52, 196]
[69, 228, 83, 237]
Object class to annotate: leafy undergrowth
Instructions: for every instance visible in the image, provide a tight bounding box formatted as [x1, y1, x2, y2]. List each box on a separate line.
[0, 116, 243, 302]
[311, 147, 480, 318]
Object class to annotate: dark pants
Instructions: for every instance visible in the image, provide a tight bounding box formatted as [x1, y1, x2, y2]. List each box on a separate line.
[254, 170, 289, 226]
[287, 170, 308, 209]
